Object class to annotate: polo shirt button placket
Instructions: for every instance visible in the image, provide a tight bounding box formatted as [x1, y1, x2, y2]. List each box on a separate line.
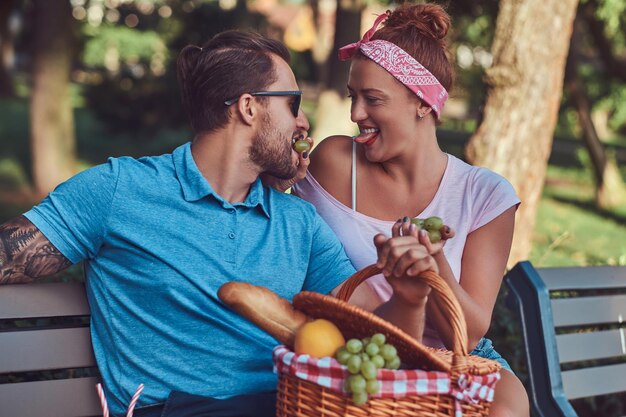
[225, 207, 237, 264]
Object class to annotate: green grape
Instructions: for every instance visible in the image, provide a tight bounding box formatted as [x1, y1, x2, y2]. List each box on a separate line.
[346, 338, 363, 354]
[348, 374, 367, 394]
[380, 344, 397, 361]
[292, 139, 311, 153]
[410, 218, 424, 228]
[428, 229, 442, 243]
[366, 379, 381, 395]
[365, 342, 380, 357]
[424, 216, 443, 231]
[371, 333, 386, 346]
[336, 348, 352, 365]
[343, 378, 351, 393]
[347, 354, 362, 374]
[361, 337, 371, 346]
[360, 361, 378, 380]
[385, 356, 401, 370]
[370, 354, 385, 369]
[352, 391, 368, 405]
[360, 352, 370, 362]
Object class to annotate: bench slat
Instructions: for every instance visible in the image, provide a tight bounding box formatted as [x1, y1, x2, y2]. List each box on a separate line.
[0, 327, 96, 373]
[539, 266, 626, 290]
[0, 376, 102, 417]
[0, 283, 90, 319]
[556, 329, 626, 363]
[562, 363, 626, 400]
[551, 294, 626, 327]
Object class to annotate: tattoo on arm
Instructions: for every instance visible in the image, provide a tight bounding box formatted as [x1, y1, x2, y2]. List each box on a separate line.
[0, 216, 72, 284]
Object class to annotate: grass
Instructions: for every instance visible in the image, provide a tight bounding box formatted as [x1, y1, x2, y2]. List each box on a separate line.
[531, 165, 626, 266]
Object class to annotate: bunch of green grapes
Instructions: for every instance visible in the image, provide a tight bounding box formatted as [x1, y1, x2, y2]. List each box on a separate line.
[334, 333, 400, 405]
[411, 216, 444, 243]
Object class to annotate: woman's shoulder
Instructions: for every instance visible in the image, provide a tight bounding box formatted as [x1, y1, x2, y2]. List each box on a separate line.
[309, 135, 354, 179]
[445, 155, 519, 209]
[448, 155, 514, 189]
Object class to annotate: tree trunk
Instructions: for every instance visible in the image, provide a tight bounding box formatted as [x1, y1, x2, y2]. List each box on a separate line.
[29, 0, 76, 198]
[464, 0, 579, 265]
[0, 0, 15, 97]
[311, 0, 363, 141]
[565, 39, 626, 209]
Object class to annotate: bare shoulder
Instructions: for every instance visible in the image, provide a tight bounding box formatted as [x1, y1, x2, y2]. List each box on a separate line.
[309, 135, 353, 182]
[0, 216, 72, 284]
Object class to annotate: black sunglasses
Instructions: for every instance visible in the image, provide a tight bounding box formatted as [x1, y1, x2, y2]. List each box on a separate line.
[224, 91, 302, 118]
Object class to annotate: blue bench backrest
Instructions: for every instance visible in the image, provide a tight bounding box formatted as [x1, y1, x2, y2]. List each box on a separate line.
[505, 261, 626, 417]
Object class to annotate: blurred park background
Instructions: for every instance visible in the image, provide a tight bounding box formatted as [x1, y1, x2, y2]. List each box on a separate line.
[0, 0, 625, 415]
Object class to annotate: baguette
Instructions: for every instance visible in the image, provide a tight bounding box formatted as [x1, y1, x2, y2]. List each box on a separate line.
[218, 282, 310, 347]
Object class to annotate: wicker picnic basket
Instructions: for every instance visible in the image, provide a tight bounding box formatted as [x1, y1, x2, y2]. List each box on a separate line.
[275, 264, 501, 417]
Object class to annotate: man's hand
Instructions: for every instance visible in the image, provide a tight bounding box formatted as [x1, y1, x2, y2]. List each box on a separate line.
[261, 136, 314, 192]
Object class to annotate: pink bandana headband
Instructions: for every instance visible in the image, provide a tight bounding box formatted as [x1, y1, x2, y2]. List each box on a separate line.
[338, 12, 448, 119]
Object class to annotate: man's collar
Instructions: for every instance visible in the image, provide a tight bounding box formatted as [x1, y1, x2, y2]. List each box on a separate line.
[173, 142, 270, 218]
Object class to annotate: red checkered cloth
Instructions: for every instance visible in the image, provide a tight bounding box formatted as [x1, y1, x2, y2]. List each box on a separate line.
[273, 345, 500, 417]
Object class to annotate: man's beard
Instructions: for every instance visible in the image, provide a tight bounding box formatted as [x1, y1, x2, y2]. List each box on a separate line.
[250, 114, 297, 180]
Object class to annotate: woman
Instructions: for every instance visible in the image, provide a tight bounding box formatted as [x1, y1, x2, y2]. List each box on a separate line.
[290, 3, 529, 416]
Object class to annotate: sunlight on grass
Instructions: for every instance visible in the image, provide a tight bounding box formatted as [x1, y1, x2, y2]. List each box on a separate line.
[532, 162, 626, 267]
[531, 192, 626, 267]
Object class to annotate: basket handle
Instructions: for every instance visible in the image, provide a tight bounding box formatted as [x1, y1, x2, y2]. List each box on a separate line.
[336, 264, 469, 358]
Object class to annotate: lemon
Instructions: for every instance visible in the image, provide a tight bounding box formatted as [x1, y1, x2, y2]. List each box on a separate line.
[294, 318, 346, 358]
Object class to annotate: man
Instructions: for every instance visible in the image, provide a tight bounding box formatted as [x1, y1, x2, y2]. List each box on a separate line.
[0, 31, 436, 417]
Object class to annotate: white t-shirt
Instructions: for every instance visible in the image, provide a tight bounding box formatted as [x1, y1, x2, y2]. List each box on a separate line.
[292, 153, 520, 348]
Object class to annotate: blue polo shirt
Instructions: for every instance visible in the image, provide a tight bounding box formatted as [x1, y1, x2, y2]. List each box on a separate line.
[25, 142, 356, 415]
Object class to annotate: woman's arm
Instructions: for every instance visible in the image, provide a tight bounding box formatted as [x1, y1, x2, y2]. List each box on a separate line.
[425, 206, 516, 350]
[351, 231, 436, 342]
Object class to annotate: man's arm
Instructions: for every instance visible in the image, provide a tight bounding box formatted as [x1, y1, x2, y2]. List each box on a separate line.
[0, 216, 72, 284]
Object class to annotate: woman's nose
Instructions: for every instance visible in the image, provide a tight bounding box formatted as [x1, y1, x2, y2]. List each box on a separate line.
[350, 100, 366, 123]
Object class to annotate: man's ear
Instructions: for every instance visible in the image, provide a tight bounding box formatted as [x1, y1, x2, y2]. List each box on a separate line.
[236, 94, 258, 126]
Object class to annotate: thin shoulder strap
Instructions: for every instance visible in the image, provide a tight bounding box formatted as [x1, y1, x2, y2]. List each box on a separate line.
[351, 140, 357, 211]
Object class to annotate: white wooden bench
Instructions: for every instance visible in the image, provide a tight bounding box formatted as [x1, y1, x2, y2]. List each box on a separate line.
[0, 282, 101, 417]
[505, 261, 626, 417]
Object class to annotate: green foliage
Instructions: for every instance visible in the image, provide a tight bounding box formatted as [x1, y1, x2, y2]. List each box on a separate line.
[598, 83, 626, 135]
[569, 0, 626, 141]
[0, 98, 31, 184]
[593, 0, 626, 43]
[73, 0, 269, 135]
[83, 26, 168, 70]
[456, 14, 493, 48]
[444, 1, 498, 122]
